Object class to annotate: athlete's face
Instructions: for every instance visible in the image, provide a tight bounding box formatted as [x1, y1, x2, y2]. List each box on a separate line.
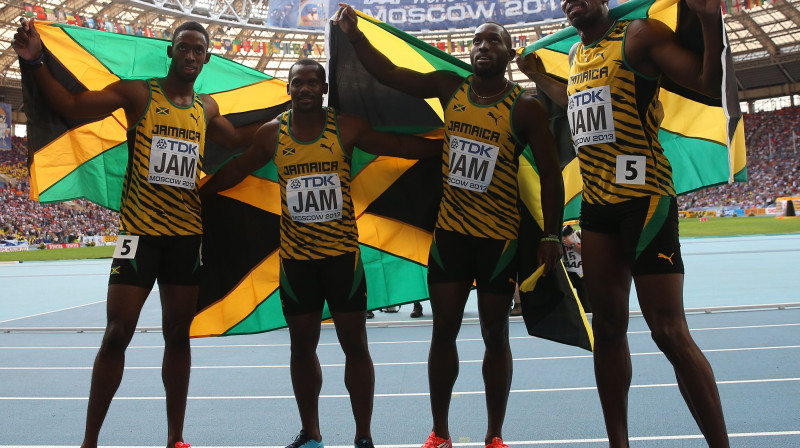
[561, 0, 608, 29]
[288, 64, 328, 112]
[168, 30, 210, 82]
[470, 24, 514, 78]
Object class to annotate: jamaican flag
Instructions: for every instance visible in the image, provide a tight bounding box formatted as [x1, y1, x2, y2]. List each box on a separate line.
[520, 0, 747, 218]
[327, 12, 594, 351]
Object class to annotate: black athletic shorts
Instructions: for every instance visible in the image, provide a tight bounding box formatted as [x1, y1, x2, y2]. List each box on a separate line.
[579, 195, 684, 275]
[279, 251, 367, 316]
[108, 234, 202, 288]
[427, 228, 517, 294]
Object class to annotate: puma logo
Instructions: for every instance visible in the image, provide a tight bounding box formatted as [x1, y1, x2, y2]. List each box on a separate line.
[189, 112, 200, 126]
[320, 142, 334, 152]
[658, 253, 675, 265]
[487, 111, 502, 125]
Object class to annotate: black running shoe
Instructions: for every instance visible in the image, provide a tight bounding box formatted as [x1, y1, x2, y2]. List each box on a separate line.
[354, 436, 375, 448]
[286, 430, 323, 448]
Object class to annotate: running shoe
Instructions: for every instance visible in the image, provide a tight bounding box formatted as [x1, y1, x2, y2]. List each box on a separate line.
[354, 436, 375, 448]
[174, 443, 191, 448]
[286, 430, 324, 448]
[420, 432, 452, 448]
[485, 437, 508, 448]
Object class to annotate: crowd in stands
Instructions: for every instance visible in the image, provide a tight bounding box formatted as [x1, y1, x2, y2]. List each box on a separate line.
[678, 106, 800, 210]
[1, 107, 798, 243]
[0, 137, 119, 244]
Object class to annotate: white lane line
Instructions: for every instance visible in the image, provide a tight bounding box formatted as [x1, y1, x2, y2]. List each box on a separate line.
[1, 377, 797, 400]
[1, 431, 799, 447]
[1, 345, 798, 370]
[2, 322, 799, 350]
[0, 301, 107, 324]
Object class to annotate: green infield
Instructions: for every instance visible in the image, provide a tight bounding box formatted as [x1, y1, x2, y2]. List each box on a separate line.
[0, 216, 797, 262]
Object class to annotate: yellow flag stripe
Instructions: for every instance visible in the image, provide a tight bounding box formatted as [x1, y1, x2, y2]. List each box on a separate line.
[351, 155, 416, 216]
[357, 213, 432, 265]
[210, 79, 290, 116]
[190, 251, 280, 337]
[660, 90, 728, 146]
[357, 12, 443, 120]
[217, 175, 281, 214]
[31, 117, 127, 196]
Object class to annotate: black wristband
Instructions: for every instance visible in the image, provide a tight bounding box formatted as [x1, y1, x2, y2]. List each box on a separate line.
[22, 53, 45, 69]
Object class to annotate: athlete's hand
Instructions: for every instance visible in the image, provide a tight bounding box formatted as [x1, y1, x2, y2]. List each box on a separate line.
[333, 3, 361, 41]
[515, 51, 543, 80]
[12, 18, 43, 62]
[537, 240, 563, 276]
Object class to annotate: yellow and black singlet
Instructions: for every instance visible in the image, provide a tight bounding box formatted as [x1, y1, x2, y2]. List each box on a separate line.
[274, 107, 358, 260]
[439, 75, 526, 240]
[567, 20, 676, 205]
[121, 78, 205, 236]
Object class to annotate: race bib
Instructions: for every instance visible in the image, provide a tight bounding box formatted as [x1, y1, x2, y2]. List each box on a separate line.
[148, 136, 200, 189]
[447, 135, 499, 193]
[287, 173, 343, 223]
[568, 85, 616, 151]
[113, 235, 139, 259]
[615, 155, 647, 185]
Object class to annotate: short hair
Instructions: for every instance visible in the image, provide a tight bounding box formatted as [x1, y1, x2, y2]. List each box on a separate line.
[562, 225, 574, 236]
[289, 58, 326, 82]
[173, 21, 209, 47]
[482, 21, 512, 48]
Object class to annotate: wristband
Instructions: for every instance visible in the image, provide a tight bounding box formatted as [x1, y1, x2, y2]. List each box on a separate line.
[22, 53, 45, 69]
[350, 31, 365, 45]
[540, 236, 560, 244]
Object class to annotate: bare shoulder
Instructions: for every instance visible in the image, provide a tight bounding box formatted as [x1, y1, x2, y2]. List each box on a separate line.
[514, 91, 548, 119]
[625, 18, 675, 51]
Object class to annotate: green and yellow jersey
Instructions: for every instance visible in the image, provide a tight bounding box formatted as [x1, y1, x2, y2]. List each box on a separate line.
[274, 107, 358, 260]
[121, 78, 205, 236]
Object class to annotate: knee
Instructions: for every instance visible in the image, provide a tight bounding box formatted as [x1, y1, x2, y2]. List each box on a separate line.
[650, 323, 692, 358]
[162, 321, 191, 348]
[591, 315, 628, 342]
[481, 326, 509, 352]
[100, 321, 135, 354]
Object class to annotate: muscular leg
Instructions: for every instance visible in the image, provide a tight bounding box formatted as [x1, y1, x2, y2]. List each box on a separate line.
[81, 284, 150, 448]
[580, 230, 633, 448]
[635, 274, 729, 448]
[331, 310, 374, 442]
[159, 284, 199, 448]
[427, 281, 472, 439]
[285, 311, 324, 441]
[476, 290, 513, 444]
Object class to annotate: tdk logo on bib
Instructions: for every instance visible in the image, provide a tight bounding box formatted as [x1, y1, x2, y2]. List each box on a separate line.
[447, 135, 499, 193]
[568, 85, 616, 151]
[148, 136, 199, 189]
[287, 173, 344, 223]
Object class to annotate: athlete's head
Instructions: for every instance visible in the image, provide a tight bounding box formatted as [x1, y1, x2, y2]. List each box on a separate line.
[470, 22, 515, 78]
[561, 0, 611, 30]
[288, 59, 328, 112]
[563, 225, 574, 237]
[167, 21, 211, 82]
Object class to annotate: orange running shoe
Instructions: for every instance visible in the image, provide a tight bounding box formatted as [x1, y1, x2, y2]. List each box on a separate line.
[175, 443, 191, 448]
[421, 432, 452, 448]
[485, 437, 508, 448]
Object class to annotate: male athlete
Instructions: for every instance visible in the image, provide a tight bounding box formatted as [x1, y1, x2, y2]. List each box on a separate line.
[14, 19, 257, 448]
[201, 59, 441, 448]
[335, 6, 565, 448]
[517, 0, 730, 446]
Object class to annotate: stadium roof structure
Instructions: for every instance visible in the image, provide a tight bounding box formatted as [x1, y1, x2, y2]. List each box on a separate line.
[0, 0, 799, 112]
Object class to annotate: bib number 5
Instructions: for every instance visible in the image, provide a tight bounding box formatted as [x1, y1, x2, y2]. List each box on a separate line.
[113, 235, 140, 260]
[615, 155, 646, 185]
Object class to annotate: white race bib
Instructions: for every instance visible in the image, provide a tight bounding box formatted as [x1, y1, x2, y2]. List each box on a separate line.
[446, 135, 499, 193]
[287, 173, 343, 223]
[615, 155, 647, 185]
[113, 235, 139, 259]
[148, 136, 200, 189]
[568, 85, 616, 151]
